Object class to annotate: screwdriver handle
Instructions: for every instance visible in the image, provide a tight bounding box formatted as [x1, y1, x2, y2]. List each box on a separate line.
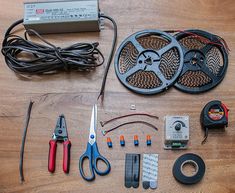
[63, 140, 71, 173]
[48, 140, 57, 173]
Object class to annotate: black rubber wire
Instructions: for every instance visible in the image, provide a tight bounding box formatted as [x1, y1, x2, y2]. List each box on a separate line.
[97, 14, 117, 100]
[1, 15, 117, 100]
[2, 21, 104, 74]
[19, 101, 34, 183]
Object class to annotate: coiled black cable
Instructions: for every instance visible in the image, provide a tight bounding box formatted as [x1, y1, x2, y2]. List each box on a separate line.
[1, 20, 104, 74]
[1, 15, 117, 99]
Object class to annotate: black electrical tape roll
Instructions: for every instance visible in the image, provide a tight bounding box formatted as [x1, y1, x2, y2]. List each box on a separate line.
[173, 153, 205, 184]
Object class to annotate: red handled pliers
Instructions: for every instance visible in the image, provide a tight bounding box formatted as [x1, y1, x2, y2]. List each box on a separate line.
[48, 115, 71, 173]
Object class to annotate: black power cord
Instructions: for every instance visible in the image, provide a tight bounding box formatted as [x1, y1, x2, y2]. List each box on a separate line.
[1, 14, 117, 99]
[98, 15, 117, 100]
[1, 20, 104, 74]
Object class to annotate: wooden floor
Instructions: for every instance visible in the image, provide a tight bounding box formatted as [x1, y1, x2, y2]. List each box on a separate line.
[1, 0, 235, 192]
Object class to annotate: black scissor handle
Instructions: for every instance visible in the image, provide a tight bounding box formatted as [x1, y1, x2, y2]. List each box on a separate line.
[79, 143, 95, 181]
[92, 142, 111, 176]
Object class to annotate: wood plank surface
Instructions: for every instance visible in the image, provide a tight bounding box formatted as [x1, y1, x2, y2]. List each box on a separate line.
[0, 0, 235, 192]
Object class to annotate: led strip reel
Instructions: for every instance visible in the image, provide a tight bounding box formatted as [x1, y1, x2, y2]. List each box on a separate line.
[114, 30, 184, 94]
[174, 29, 228, 93]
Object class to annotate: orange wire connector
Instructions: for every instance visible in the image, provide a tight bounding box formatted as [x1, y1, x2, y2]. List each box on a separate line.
[106, 137, 112, 148]
[134, 135, 139, 146]
[146, 135, 151, 146]
[120, 135, 125, 146]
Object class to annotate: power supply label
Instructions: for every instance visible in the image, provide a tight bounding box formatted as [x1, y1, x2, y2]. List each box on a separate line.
[24, 0, 98, 23]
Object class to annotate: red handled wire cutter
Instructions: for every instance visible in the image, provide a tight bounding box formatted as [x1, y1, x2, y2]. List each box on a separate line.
[48, 115, 71, 173]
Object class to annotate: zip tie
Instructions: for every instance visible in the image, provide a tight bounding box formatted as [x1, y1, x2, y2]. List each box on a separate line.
[19, 101, 34, 183]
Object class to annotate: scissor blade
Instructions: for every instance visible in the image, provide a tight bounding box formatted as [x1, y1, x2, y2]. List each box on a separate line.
[89, 104, 97, 144]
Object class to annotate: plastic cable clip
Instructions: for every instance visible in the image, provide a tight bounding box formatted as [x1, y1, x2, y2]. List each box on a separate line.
[125, 154, 140, 188]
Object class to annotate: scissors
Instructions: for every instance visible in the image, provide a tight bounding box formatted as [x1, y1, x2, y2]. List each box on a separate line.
[79, 104, 111, 181]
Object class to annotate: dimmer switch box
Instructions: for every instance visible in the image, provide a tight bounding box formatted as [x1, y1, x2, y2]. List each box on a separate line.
[164, 116, 189, 149]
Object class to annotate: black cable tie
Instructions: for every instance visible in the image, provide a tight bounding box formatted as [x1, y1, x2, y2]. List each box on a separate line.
[19, 101, 34, 183]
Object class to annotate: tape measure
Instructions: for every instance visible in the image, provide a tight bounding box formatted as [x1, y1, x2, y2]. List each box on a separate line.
[200, 100, 229, 144]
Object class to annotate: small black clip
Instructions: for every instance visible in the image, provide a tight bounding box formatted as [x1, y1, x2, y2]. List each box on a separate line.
[125, 154, 140, 188]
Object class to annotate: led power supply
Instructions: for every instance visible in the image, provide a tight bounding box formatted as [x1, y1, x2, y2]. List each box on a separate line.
[23, 0, 102, 34]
